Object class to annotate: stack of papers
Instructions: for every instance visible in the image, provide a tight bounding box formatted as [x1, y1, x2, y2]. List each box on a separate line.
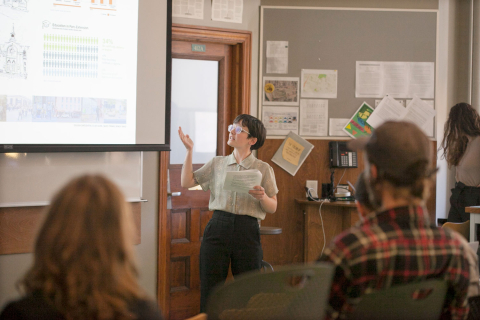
[223, 169, 262, 193]
[367, 95, 436, 135]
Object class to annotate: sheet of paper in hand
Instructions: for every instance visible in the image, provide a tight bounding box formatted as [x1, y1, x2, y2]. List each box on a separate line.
[223, 169, 263, 193]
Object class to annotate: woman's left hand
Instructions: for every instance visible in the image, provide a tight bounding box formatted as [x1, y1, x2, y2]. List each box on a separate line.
[249, 186, 266, 201]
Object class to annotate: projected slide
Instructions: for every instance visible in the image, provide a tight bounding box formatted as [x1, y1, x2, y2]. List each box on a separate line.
[0, 0, 138, 144]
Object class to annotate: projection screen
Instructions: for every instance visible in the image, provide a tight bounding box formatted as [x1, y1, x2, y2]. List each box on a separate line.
[0, 0, 171, 152]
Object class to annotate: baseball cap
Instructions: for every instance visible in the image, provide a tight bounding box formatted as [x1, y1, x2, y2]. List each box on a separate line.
[348, 121, 435, 186]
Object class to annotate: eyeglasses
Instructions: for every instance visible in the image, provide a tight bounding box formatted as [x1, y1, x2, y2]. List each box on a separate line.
[228, 124, 250, 136]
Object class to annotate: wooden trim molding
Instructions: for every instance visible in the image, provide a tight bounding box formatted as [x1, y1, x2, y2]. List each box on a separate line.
[172, 23, 252, 126]
[157, 151, 171, 318]
[0, 203, 142, 255]
[173, 24, 252, 45]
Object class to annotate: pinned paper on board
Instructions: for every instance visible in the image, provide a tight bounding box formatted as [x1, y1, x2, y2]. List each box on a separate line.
[271, 131, 314, 176]
[343, 102, 374, 139]
[282, 137, 305, 166]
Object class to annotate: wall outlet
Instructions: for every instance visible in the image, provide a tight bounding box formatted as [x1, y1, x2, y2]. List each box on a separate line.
[306, 180, 318, 198]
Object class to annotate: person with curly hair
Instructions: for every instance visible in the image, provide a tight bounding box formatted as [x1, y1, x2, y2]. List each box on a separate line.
[440, 103, 480, 223]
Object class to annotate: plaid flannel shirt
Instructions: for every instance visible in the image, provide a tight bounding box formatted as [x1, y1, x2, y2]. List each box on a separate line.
[318, 205, 471, 320]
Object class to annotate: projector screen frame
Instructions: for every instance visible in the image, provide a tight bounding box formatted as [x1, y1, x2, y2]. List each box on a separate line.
[1, 0, 172, 153]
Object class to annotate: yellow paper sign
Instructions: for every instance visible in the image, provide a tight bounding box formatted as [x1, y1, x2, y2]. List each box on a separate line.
[282, 137, 305, 166]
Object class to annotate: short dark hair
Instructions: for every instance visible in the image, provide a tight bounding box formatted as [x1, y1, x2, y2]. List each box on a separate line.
[233, 114, 266, 150]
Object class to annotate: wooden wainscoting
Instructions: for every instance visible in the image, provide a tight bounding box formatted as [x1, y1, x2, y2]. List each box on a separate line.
[0, 203, 142, 255]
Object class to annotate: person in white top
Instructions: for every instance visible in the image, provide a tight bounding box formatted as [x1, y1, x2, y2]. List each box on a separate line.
[440, 103, 480, 223]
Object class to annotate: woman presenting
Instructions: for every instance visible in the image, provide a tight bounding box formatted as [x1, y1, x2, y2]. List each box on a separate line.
[440, 102, 480, 223]
[178, 114, 278, 312]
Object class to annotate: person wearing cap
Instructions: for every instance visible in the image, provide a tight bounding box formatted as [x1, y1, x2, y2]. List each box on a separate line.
[178, 114, 278, 312]
[354, 169, 480, 310]
[318, 121, 472, 320]
[357, 160, 479, 300]
[439, 103, 480, 224]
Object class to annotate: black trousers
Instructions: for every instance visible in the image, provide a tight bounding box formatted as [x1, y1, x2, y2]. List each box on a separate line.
[448, 182, 480, 223]
[199, 210, 262, 312]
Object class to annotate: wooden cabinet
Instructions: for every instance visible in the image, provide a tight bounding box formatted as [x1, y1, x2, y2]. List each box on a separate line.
[296, 199, 359, 262]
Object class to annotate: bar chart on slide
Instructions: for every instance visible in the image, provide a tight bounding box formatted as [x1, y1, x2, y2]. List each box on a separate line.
[43, 35, 99, 78]
[52, 0, 117, 10]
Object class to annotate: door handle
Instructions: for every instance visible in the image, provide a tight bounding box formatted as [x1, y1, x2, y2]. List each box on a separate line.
[167, 192, 181, 197]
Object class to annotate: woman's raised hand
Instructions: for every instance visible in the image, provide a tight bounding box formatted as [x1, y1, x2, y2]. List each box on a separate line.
[178, 127, 194, 151]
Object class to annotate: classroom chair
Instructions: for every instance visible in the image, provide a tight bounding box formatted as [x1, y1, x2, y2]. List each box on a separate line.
[346, 279, 447, 320]
[205, 263, 334, 320]
[185, 313, 207, 320]
[442, 220, 470, 240]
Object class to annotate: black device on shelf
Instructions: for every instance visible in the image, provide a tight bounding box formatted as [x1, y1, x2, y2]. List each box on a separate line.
[329, 141, 358, 168]
[328, 142, 358, 201]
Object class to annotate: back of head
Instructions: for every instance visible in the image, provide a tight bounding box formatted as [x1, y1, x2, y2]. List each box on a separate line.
[350, 121, 436, 202]
[22, 175, 143, 319]
[446, 102, 480, 136]
[441, 102, 480, 166]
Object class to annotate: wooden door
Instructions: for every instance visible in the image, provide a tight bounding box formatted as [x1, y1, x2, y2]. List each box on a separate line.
[167, 164, 213, 319]
[158, 25, 252, 320]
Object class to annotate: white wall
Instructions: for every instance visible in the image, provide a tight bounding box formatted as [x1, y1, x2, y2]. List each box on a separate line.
[136, 152, 160, 297]
[435, 0, 453, 220]
[436, 0, 471, 219]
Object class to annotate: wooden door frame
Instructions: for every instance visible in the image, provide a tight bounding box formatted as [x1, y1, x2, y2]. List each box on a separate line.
[157, 24, 252, 319]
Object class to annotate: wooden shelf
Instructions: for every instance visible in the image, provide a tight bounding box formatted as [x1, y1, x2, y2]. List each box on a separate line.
[296, 200, 359, 262]
[465, 206, 480, 214]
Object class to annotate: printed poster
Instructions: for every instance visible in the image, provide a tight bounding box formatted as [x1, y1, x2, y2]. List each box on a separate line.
[343, 102, 374, 138]
[266, 41, 288, 74]
[299, 99, 328, 136]
[282, 137, 304, 166]
[262, 106, 298, 135]
[263, 77, 299, 106]
[301, 69, 337, 98]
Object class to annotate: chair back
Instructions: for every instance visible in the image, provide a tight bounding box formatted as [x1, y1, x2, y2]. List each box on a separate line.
[442, 220, 470, 240]
[347, 279, 448, 320]
[206, 263, 334, 320]
[184, 313, 207, 320]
